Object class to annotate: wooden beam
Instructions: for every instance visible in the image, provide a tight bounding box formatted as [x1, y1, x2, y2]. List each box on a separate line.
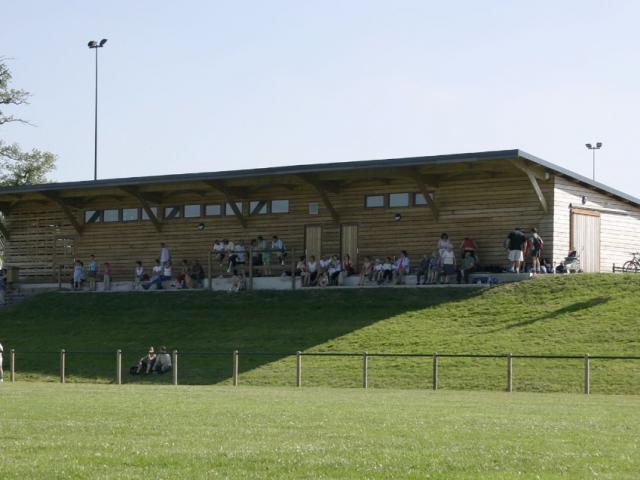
[409, 168, 439, 221]
[297, 174, 340, 224]
[119, 187, 162, 232]
[204, 181, 247, 228]
[510, 160, 549, 213]
[39, 192, 84, 235]
[250, 200, 267, 216]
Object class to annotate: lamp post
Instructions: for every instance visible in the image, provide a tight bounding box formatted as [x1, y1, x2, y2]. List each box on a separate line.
[88, 39, 108, 181]
[585, 142, 602, 181]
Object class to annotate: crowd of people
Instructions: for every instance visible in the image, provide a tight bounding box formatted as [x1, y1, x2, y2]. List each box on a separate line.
[68, 227, 547, 291]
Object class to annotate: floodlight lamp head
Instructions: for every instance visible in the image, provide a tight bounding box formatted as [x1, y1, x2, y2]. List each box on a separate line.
[585, 143, 592, 149]
[596, 142, 602, 148]
[99, 39, 108, 47]
[88, 41, 98, 48]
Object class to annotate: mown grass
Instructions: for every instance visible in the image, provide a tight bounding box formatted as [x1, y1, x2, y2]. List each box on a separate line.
[0, 383, 638, 479]
[0, 274, 638, 393]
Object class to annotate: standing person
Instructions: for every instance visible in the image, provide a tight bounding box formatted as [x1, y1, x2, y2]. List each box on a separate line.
[134, 261, 145, 290]
[103, 263, 112, 291]
[529, 228, 544, 274]
[259, 236, 271, 276]
[87, 255, 98, 291]
[73, 260, 83, 291]
[438, 233, 452, 258]
[305, 255, 318, 286]
[272, 235, 286, 265]
[0, 340, 4, 382]
[159, 243, 171, 267]
[441, 245, 456, 284]
[212, 240, 225, 266]
[505, 227, 527, 273]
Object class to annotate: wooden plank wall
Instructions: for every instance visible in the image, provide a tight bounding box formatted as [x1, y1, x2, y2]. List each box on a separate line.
[4, 172, 556, 281]
[553, 176, 640, 271]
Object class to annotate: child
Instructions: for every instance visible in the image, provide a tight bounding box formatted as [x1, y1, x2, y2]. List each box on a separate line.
[427, 250, 440, 284]
[87, 255, 97, 291]
[73, 260, 83, 291]
[134, 261, 145, 290]
[380, 257, 393, 284]
[103, 263, 112, 291]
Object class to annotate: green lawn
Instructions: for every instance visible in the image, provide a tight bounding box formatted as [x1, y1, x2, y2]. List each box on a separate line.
[1, 274, 639, 393]
[0, 383, 638, 479]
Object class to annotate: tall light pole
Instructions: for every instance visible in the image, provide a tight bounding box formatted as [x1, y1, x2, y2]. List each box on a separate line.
[585, 142, 602, 181]
[88, 39, 107, 181]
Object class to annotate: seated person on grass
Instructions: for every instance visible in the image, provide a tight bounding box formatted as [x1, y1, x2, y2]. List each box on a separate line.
[135, 346, 157, 374]
[153, 346, 172, 374]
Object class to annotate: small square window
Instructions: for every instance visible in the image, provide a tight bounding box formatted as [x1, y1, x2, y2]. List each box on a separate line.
[84, 210, 102, 224]
[184, 204, 202, 218]
[308, 202, 319, 215]
[414, 192, 435, 205]
[250, 201, 267, 215]
[103, 209, 119, 222]
[271, 200, 289, 214]
[205, 204, 221, 216]
[141, 207, 158, 221]
[164, 206, 182, 220]
[365, 195, 385, 208]
[122, 208, 139, 222]
[389, 193, 409, 208]
[225, 202, 243, 216]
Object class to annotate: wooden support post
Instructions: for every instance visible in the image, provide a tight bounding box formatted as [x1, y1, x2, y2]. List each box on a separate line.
[232, 350, 239, 386]
[208, 251, 213, 291]
[10, 349, 15, 382]
[507, 353, 513, 393]
[172, 350, 178, 386]
[584, 353, 590, 395]
[248, 247, 254, 291]
[362, 351, 368, 389]
[116, 350, 122, 385]
[290, 248, 296, 290]
[296, 351, 302, 387]
[432, 353, 439, 390]
[60, 349, 66, 384]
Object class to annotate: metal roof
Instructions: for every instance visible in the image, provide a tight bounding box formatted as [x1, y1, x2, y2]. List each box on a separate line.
[0, 149, 638, 207]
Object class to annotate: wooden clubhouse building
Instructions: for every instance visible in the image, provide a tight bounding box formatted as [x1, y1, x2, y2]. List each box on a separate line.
[0, 149, 638, 283]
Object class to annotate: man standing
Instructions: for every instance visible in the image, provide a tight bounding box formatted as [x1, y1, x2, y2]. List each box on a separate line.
[506, 227, 527, 273]
[160, 243, 171, 267]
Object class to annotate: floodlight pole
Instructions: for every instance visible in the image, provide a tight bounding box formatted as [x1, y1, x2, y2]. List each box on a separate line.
[585, 142, 602, 181]
[88, 39, 107, 181]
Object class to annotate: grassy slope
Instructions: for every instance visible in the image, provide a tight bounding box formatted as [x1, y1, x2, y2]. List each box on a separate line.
[0, 384, 639, 479]
[0, 274, 638, 393]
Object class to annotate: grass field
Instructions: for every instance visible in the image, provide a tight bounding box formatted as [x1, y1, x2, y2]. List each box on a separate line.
[0, 383, 638, 479]
[0, 274, 638, 393]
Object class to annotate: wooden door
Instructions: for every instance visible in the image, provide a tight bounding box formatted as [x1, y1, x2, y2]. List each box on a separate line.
[340, 224, 358, 265]
[571, 210, 601, 272]
[304, 225, 322, 260]
[53, 236, 77, 281]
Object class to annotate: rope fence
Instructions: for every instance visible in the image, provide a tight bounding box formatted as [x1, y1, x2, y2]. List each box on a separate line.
[6, 348, 640, 394]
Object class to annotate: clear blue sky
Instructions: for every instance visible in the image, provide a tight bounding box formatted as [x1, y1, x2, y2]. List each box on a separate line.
[2, 0, 639, 198]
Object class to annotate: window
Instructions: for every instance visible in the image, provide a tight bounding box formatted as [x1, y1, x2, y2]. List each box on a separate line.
[225, 202, 243, 216]
[205, 204, 221, 216]
[250, 201, 267, 215]
[164, 206, 182, 220]
[122, 208, 139, 222]
[102, 209, 119, 223]
[365, 195, 385, 208]
[141, 207, 158, 221]
[308, 202, 319, 215]
[389, 193, 409, 208]
[84, 210, 102, 224]
[414, 192, 435, 205]
[184, 204, 202, 218]
[271, 200, 289, 214]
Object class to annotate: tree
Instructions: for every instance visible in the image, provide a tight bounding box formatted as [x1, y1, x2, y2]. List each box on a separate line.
[0, 58, 56, 186]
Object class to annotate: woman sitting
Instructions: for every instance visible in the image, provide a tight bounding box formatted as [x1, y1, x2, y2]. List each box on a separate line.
[135, 346, 156, 374]
[359, 256, 373, 286]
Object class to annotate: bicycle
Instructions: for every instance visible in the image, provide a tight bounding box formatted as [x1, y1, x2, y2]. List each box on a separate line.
[622, 252, 640, 273]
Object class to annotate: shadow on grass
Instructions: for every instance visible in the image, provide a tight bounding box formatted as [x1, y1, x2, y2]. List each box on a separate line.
[0, 287, 484, 385]
[496, 296, 611, 331]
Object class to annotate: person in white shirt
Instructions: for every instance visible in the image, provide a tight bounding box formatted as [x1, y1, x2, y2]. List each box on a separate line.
[328, 255, 342, 285]
[441, 245, 456, 284]
[228, 240, 246, 272]
[212, 240, 225, 265]
[304, 256, 318, 286]
[159, 243, 171, 267]
[373, 259, 384, 284]
[0, 341, 4, 382]
[271, 235, 286, 265]
[380, 257, 393, 284]
[162, 261, 173, 280]
[143, 259, 164, 290]
[393, 250, 410, 285]
[134, 261, 145, 290]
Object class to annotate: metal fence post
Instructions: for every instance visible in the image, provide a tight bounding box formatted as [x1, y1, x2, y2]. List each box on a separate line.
[296, 351, 302, 387]
[507, 353, 513, 393]
[172, 350, 178, 386]
[232, 350, 239, 386]
[10, 348, 15, 382]
[432, 353, 439, 390]
[116, 349, 122, 385]
[291, 249, 296, 290]
[362, 351, 368, 389]
[584, 353, 590, 395]
[60, 349, 66, 384]
[208, 251, 213, 291]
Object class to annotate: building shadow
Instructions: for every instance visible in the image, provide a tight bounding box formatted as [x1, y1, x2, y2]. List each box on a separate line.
[0, 287, 484, 385]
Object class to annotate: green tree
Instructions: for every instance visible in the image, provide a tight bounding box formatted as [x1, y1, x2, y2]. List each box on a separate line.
[0, 58, 56, 186]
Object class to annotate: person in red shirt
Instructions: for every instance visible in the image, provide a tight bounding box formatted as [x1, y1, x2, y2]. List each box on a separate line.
[460, 237, 478, 259]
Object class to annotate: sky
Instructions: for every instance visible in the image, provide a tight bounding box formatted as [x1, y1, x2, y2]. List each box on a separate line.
[2, 0, 639, 198]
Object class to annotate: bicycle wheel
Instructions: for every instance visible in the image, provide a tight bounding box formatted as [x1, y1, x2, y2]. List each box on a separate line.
[622, 261, 640, 273]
